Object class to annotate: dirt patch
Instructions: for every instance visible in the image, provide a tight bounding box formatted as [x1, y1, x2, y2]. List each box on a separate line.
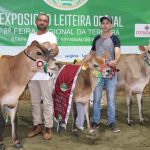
[3, 96, 150, 150]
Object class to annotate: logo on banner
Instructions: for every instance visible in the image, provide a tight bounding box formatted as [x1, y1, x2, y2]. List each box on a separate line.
[60, 83, 68, 92]
[135, 24, 150, 37]
[43, 0, 88, 10]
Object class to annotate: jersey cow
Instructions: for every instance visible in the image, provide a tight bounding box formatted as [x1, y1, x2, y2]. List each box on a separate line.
[117, 45, 150, 126]
[0, 41, 53, 149]
[48, 54, 109, 135]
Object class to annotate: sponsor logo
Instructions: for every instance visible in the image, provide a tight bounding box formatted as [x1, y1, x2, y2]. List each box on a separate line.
[135, 24, 150, 37]
[144, 25, 149, 31]
[43, 0, 88, 10]
[60, 83, 68, 92]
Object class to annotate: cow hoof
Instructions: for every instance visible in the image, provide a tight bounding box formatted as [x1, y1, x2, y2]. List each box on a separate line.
[86, 132, 96, 139]
[13, 142, 23, 149]
[128, 120, 135, 126]
[72, 131, 78, 136]
[89, 129, 95, 134]
[72, 129, 78, 137]
[0, 144, 5, 150]
[89, 131, 96, 137]
[140, 120, 145, 125]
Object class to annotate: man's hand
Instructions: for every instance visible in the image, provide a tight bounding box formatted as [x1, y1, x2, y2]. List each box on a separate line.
[108, 60, 117, 68]
[50, 43, 59, 57]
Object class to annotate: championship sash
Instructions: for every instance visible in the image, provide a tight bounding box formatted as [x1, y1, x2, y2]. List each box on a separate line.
[53, 64, 81, 129]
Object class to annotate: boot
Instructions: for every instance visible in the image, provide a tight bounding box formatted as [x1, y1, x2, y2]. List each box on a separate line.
[43, 127, 52, 140]
[27, 124, 42, 138]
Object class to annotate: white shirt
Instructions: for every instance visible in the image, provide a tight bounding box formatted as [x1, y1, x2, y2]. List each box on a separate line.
[26, 31, 57, 80]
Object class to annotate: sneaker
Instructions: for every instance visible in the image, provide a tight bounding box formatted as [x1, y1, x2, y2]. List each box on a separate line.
[109, 122, 120, 133]
[91, 122, 100, 130]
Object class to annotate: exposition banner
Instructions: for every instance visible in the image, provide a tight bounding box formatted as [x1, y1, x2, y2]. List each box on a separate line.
[0, 0, 150, 58]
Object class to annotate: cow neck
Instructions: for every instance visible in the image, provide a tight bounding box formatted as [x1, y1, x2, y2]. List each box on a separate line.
[10, 51, 36, 84]
[89, 69, 99, 90]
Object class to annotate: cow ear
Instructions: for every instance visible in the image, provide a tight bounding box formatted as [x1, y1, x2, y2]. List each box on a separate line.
[139, 46, 146, 52]
[31, 40, 39, 46]
[102, 51, 109, 59]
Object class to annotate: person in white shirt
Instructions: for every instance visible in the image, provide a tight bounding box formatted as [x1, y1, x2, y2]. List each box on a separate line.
[26, 13, 59, 140]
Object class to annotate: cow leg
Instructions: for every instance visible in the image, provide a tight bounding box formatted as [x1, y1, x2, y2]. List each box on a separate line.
[0, 106, 5, 150]
[84, 103, 91, 131]
[72, 102, 78, 136]
[10, 103, 22, 148]
[136, 93, 144, 124]
[126, 93, 134, 126]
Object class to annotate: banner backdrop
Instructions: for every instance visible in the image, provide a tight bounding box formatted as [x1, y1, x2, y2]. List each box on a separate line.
[0, 0, 150, 59]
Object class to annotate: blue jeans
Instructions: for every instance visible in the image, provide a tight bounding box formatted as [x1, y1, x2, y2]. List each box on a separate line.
[92, 75, 117, 125]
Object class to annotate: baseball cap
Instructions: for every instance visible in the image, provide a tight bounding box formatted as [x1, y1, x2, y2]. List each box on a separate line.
[100, 16, 112, 23]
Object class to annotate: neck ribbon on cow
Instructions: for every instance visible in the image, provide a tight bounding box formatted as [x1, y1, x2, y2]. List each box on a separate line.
[44, 62, 48, 73]
[92, 70, 102, 84]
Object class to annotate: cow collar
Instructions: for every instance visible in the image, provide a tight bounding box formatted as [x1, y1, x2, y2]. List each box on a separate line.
[24, 50, 36, 61]
[144, 52, 150, 66]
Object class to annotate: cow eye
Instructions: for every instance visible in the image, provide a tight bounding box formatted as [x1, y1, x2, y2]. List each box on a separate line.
[94, 64, 98, 67]
[37, 51, 42, 55]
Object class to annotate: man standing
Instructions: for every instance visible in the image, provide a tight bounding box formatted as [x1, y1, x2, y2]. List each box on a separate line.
[91, 16, 121, 132]
[26, 13, 59, 140]
[82, 16, 121, 132]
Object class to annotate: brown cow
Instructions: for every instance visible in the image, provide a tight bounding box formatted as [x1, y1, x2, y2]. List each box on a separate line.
[48, 54, 109, 135]
[0, 41, 53, 149]
[117, 45, 150, 126]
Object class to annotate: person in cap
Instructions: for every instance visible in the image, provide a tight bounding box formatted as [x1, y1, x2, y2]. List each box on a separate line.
[81, 15, 121, 133]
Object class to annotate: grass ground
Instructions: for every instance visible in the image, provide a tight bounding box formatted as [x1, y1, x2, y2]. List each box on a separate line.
[3, 96, 150, 150]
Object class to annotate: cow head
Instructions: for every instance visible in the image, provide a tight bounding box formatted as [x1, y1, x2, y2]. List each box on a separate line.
[139, 45, 150, 53]
[139, 45, 150, 65]
[87, 54, 110, 78]
[25, 40, 52, 62]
